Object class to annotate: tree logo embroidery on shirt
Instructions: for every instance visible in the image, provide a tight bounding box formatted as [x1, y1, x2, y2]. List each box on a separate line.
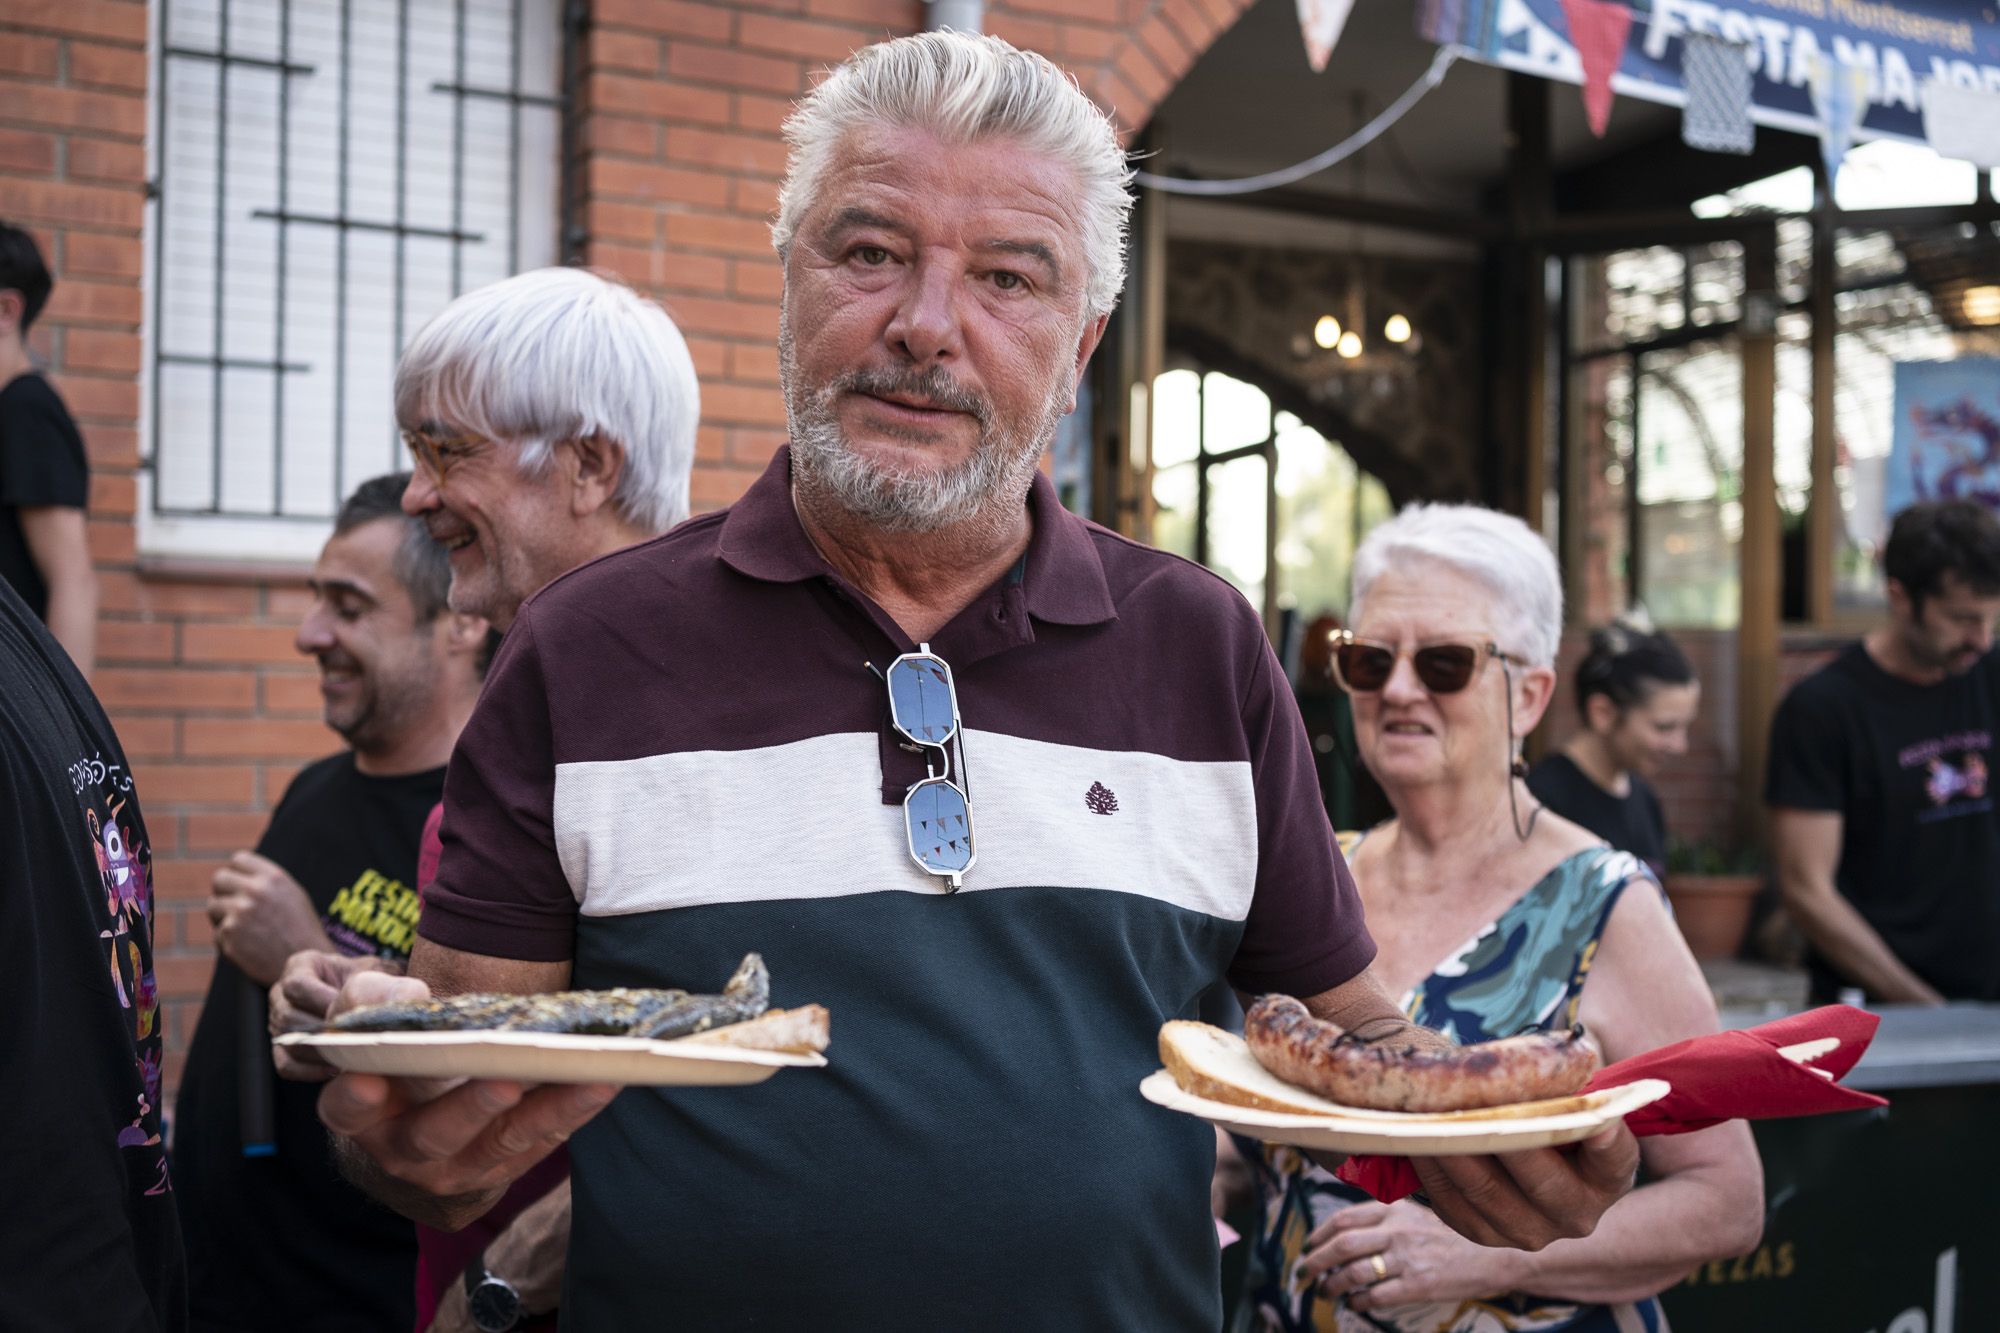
[1084, 782, 1119, 815]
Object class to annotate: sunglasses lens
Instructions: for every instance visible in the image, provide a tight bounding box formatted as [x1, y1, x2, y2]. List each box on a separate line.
[906, 778, 973, 874]
[1414, 645, 1480, 693]
[888, 654, 957, 744]
[1334, 643, 1395, 692]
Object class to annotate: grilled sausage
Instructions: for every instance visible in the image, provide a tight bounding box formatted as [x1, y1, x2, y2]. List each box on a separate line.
[1242, 994, 1599, 1112]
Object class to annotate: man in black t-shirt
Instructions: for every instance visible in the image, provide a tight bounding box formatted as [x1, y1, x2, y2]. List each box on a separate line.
[0, 576, 184, 1328]
[0, 221, 96, 672]
[1769, 499, 2000, 1003]
[172, 475, 492, 1332]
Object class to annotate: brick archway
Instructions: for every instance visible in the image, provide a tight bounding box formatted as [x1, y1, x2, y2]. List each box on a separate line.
[576, 0, 1257, 509]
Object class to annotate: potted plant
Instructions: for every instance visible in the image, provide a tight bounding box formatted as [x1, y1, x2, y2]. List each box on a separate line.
[1662, 839, 1765, 961]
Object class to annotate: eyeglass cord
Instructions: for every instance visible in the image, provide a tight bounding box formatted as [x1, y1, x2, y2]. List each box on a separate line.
[1500, 660, 1544, 844]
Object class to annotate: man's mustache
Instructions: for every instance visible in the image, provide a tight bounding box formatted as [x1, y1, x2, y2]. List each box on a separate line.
[834, 366, 991, 427]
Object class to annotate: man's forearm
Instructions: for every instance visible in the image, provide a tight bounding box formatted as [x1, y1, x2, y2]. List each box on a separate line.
[331, 1133, 504, 1231]
[1781, 876, 1942, 1003]
[44, 573, 96, 675]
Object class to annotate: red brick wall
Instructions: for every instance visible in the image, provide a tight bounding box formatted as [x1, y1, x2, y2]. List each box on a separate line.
[3, 0, 1258, 1098]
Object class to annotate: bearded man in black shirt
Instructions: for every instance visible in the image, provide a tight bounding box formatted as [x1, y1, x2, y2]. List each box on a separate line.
[171, 474, 493, 1332]
[1769, 498, 2000, 1004]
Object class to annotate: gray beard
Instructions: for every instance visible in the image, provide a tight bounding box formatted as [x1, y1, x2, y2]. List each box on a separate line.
[779, 315, 1070, 534]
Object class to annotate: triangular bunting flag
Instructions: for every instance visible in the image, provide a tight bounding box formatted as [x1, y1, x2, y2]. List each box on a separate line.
[1559, 0, 1632, 138]
[1809, 52, 1871, 188]
[1296, 0, 1357, 73]
[1681, 33, 1754, 155]
[1922, 79, 2000, 170]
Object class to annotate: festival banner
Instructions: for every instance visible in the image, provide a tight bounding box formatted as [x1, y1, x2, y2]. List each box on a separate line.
[1884, 360, 2000, 520]
[1430, 0, 2000, 149]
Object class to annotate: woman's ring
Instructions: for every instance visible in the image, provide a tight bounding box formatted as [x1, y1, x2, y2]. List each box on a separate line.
[1369, 1253, 1389, 1283]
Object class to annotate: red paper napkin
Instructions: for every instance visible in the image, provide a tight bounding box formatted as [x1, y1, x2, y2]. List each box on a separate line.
[1335, 1005, 1889, 1203]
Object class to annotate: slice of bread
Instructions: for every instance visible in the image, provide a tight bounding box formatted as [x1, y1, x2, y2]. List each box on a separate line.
[681, 1005, 830, 1055]
[1159, 1020, 1352, 1115]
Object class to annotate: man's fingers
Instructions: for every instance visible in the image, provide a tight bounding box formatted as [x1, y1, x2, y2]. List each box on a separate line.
[1569, 1124, 1641, 1191]
[210, 869, 249, 898]
[1410, 1155, 1519, 1249]
[331, 970, 428, 1019]
[456, 1083, 618, 1179]
[273, 1045, 337, 1083]
[275, 972, 341, 1026]
[331, 1079, 616, 1198]
[390, 1080, 528, 1164]
[318, 1071, 402, 1137]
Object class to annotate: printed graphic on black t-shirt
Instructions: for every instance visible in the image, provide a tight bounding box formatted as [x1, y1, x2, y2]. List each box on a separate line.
[72, 750, 171, 1188]
[323, 864, 424, 959]
[1768, 644, 2000, 1001]
[1900, 729, 1992, 821]
[173, 752, 442, 1332]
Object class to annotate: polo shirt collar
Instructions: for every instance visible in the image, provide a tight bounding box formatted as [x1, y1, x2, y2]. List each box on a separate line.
[717, 446, 1117, 628]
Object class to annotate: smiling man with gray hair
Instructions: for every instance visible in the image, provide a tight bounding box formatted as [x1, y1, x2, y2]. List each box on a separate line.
[315, 32, 1639, 1331]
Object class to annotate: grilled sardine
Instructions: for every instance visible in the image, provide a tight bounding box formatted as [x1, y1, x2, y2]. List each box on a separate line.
[324, 954, 770, 1039]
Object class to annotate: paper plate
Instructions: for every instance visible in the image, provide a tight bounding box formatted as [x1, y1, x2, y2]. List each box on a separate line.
[1140, 1071, 1669, 1156]
[274, 1029, 826, 1086]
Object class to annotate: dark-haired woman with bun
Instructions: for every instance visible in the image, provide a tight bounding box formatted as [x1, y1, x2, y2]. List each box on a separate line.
[1527, 620, 1698, 880]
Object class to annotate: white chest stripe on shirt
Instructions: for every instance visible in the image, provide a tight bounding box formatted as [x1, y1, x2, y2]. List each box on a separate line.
[552, 729, 1259, 922]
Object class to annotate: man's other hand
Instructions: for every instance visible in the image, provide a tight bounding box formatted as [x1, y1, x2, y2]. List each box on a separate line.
[317, 971, 616, 1229]
[269, 949, 400, 1081]
[210, 850, 335, 987]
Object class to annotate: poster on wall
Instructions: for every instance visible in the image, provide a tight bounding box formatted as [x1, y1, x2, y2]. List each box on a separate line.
[1885, 359, 2000, 519]
[1428, 0, 2000, 148]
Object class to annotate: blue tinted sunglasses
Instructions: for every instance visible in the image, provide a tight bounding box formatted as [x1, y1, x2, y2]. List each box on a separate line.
[885, 644, 975, 890]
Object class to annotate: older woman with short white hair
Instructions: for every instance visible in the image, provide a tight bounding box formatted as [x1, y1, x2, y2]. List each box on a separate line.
[1237, 503, 1763, 1333]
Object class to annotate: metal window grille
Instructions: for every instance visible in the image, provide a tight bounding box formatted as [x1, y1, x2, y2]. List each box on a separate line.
[149, 0, 564, 537]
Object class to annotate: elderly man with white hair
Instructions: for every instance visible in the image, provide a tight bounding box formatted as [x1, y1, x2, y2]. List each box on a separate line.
[266, 265, 699, 1333]
[314, 34, 1639, 1331]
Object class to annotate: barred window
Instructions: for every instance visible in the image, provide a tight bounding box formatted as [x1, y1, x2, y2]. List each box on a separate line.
[146, 0, 564, 562]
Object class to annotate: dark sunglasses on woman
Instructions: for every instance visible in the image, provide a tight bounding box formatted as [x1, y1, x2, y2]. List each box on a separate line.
[1330, 631, 1529, 695]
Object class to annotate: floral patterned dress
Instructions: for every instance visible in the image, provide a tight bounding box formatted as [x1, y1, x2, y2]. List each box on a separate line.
[1236, 842, 1668, 1333]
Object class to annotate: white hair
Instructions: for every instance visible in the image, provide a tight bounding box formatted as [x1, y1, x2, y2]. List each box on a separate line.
[771, 30, 1134, 317]
[1350, 503, 1565, 667]
[394, 267, 700, 535]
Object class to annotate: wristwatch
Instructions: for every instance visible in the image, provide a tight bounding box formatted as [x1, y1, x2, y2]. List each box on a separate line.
[463, 1250, 525, 1333]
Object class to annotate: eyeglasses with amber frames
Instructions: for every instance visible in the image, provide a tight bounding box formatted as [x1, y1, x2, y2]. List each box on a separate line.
[1329, 631, 1529, 696]
[401, 428, 487, 482]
